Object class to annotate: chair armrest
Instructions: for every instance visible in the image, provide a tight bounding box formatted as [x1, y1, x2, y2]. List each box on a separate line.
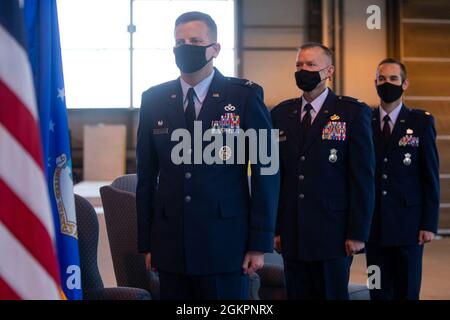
[146, 270, 160, 300]
[256, 263, 285, 287]
[348, 283, 370, 300]
[248, 272, 261, 300]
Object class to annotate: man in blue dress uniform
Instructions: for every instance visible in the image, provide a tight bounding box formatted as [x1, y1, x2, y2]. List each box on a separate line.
[271, 43, 375, 299]
[136, 11, 279, 299]
[366, 58, 440, 300]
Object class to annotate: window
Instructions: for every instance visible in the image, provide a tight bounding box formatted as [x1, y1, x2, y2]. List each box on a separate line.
[57, 0, 236, 108]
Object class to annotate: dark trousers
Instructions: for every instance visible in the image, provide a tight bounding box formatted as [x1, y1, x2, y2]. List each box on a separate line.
[158, 270, 249, 300]
[283, 257, 352, 300]
[366, 244, 424, 300]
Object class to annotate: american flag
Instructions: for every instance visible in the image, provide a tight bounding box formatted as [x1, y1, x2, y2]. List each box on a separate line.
[0, 0, 61, 299]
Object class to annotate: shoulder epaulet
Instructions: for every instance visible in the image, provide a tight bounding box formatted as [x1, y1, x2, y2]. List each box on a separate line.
[337, 95, 366, 105]
[226, 77, 259, 88]
[410, 108, 432, 116]
[273, 97, 301, 109]
[409, 109, 434, 122]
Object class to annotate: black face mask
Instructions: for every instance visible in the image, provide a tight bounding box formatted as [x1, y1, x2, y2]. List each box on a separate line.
[173, 43, 215, 73]
[376, 82, 404, 103]
[295, 67, 328, 92]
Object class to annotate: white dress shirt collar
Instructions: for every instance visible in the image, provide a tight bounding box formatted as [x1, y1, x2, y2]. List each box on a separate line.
[379, 101, 403, 131]
[301, 87, 329, 122]
[180, 70, 215, 105]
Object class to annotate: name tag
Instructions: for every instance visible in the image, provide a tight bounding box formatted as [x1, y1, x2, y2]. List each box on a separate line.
[153, 128, 169, 135]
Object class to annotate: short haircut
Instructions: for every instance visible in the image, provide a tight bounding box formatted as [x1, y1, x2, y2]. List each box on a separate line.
[175, 11, 217, 42]
[377, 58, 407, 82]
[298, 42, 334, 64]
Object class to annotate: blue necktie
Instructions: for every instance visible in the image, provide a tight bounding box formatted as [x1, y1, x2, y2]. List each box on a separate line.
[382, 114, 391, 145]
[301, 103, 313, 139]
[185, 87, 196, 133]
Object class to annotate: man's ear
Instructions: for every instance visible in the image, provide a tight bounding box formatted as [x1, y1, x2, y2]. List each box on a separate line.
[326, 65, 335, 80]
[212, 43, 221, 58]
[402, 79, 409, 91]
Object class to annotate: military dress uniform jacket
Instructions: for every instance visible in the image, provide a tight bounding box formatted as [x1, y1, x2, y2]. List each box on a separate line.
[136, 68, 280, 275]
[271, 89, 375, 261]
[368, 106, 440, 246]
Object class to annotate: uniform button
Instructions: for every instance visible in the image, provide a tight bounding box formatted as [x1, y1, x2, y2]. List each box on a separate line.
[298, 194, 305, 199]
[382, 191, 387, 196]
[299, 175, 305, 180]
[382, 174, 388, 180]
[300, 156, 306, 162]
[185, 172, 192, 179]
[185, 196, 191, 202]
[383, 158, 388, 163]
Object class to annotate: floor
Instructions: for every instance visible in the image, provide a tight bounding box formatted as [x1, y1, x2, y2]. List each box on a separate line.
[350, 238, 450, 299]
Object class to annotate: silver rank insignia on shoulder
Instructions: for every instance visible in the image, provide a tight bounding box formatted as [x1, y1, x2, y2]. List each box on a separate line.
[171, 94, 176, 99]
[212, 93, 220, 98]
[403, 153, 412, 166]
[224, 104, 236, 111]
[245, 80, 254, 86]
[329, 148, 338, 163]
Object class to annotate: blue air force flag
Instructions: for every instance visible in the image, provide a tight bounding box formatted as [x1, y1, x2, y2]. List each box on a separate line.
[23, 0, 82, 299]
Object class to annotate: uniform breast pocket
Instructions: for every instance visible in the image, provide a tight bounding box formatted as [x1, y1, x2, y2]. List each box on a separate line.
[152, 127, 172, 149]
[278, 133, 296, 162]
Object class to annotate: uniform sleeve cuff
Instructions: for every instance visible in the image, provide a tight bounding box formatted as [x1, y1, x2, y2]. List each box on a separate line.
[248, 229, 274, 253]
